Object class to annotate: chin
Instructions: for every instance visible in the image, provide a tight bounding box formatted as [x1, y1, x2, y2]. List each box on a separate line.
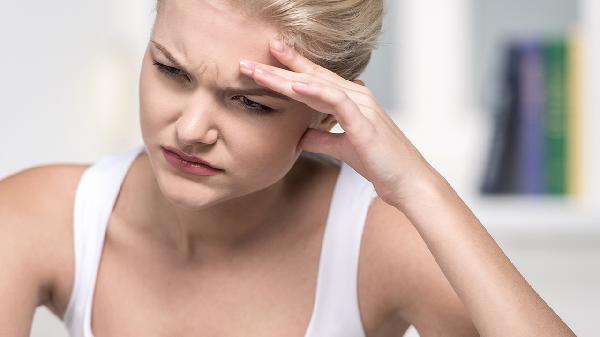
[155, 169, 228, 211]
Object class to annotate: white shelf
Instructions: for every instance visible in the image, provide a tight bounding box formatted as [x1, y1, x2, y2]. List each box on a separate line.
[462, 196, 600, 249]
[467, 195, 600, 228]
[394, 0, 600, 236]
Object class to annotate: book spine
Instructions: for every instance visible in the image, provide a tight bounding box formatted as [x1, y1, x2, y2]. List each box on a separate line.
[567, 29, 582, 198]
[543, 40, 568, 195]
[516, 41, 546, 194]
[480, 43, 521, 194]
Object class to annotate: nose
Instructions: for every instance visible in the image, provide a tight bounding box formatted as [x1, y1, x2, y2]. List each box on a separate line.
[175, 98, 219, 146]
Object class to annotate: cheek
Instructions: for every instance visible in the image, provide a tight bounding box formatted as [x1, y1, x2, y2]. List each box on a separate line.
[227, 114, 310, 178]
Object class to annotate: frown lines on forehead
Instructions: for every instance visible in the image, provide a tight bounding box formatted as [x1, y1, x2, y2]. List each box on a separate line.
[150, 40, 291, 101]
[151, 40, 208, 76]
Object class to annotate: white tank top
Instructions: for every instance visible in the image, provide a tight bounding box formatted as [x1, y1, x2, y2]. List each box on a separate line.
[62, 144, 378, 337]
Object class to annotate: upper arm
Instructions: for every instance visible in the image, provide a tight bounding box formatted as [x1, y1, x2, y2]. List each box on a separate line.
[367, 197, 480, 337]
[0, 167, 53, 336]
[0, 165, 86, 335]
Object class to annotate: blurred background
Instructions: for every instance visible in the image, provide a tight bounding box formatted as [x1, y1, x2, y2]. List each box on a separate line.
[1, 0, 599, 336]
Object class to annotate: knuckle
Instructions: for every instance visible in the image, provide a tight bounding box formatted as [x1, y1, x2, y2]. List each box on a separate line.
[355, 92, 375, 106]
[363, 93, 384, 111]
[361, 86, 374, 96]
[353, 84, 372, 96]
[310, 63, 321, 75]
[297, 73, 313, 83]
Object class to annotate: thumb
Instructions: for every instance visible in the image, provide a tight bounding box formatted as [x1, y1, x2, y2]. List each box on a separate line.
[298, 128, 344, 158]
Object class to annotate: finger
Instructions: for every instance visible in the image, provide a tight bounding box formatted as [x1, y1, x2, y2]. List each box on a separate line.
[299, 129, 366, 173]
[356, 102, 398, 133]
[290, 80, 375, 140]
[241, 60, 382, 117]
[269, 39, 371, 95]
[258, 60, 378, 109]
[242, 60, 389, 132]
[298, 128, 345, 157]
[241, 58, 365, 96]
[246, 67, 374, 139]
[240, 66, 313, 106]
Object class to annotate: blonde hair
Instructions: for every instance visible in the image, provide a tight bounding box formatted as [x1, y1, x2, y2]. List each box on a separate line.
[155, 0, 385, 80]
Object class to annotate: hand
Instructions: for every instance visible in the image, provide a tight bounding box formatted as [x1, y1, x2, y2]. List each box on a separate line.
[239, 39, 439, 207]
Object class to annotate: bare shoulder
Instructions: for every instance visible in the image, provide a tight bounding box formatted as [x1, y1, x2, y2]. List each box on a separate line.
[360, 196, 479, 337]
[0, 164, 90, 315]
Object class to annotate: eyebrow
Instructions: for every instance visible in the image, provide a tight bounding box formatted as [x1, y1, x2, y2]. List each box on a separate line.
[150, 40, 291, 101]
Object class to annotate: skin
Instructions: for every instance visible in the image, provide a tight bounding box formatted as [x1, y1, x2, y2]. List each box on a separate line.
[137, 0, 338, 261]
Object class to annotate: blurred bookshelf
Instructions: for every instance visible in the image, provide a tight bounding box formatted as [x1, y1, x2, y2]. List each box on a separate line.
[470, 0, 600, 238]
[392, 0, 600, 240]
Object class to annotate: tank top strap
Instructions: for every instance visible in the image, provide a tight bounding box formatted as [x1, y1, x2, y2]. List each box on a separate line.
[62, 147, 378, 337]
[62, 145, 145, 337]
[305, 161, 377, 337]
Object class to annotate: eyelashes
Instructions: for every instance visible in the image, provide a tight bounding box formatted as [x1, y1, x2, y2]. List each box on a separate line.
[151, 60, 274, 114]
[152, 61, 190, 81]
[231, 95, 274, 113]
[152, 61, 189, 80]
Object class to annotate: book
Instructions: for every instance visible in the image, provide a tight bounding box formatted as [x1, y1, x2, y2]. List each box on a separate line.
[543, 39, 568, 195]
[567, 28, 582, 198]
[480, 43, 521, 194]
[516, 40, 546, 195]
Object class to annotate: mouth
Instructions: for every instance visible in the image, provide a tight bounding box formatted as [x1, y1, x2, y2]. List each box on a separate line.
[160, 146, 224, 176]
[160, 145, 222, 170]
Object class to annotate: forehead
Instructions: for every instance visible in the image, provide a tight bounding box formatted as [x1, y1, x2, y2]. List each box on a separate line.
[152, 0, 287, 78]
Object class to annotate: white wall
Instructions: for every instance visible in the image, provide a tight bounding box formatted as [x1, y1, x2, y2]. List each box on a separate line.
[0, 0, 153, 174]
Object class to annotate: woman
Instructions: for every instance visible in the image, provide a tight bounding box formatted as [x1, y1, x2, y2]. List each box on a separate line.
[0, 0, 576, 336]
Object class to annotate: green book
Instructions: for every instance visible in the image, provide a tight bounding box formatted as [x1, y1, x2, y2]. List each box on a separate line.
[543, 40, 568, 195]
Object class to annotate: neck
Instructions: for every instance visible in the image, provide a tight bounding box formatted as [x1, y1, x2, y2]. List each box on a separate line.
[156, 174, 290, 261]
[125, 152, 300, 263]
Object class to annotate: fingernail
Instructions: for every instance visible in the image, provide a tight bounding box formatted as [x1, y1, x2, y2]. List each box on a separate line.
[240, 60, 255, 70]
[271, 40, 285, 52]
[254, 67, 270, 76]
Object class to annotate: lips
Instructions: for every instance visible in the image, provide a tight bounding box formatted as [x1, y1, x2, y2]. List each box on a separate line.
[160, 145, 222, 170]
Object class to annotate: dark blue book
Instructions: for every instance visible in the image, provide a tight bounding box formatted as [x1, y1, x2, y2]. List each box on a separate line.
[480, 43, 521, 194]
[515, 40, 546, 194]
